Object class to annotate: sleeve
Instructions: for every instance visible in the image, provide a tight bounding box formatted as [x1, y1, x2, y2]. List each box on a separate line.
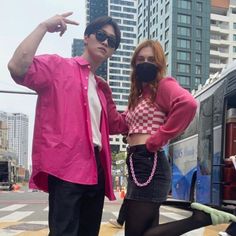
[145, 77, 198, 152]
[12, 54, 61, 93]
[99, 79, 128, 135]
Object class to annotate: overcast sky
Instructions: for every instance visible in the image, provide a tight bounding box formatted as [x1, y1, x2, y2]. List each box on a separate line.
[0, 0, 86, 167]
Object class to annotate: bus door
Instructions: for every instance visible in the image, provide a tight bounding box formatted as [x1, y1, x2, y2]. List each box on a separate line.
[222, 72, 236, 204]
[197, 96, 213, 204]
[211, 83, 225, 205]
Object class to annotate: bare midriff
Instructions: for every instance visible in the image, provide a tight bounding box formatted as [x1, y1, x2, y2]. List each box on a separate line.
[127, 133, 151, 146]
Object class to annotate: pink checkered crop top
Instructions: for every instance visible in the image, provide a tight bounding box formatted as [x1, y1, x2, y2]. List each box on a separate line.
[122, 77, 197, 152]
[125, 98, 166, 135]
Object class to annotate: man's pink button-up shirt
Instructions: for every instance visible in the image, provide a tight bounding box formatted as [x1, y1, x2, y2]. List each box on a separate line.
[12, 55, 127, 200]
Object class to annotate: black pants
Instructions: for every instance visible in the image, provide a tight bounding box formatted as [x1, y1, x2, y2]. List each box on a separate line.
[117, 198, 127, 225]
[48, 148, 105, 236]
[226, 222, 236, 236]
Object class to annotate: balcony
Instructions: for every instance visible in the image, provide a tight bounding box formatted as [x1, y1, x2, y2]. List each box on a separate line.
[210, 39, 230, 46]
[210, 49, 229, 58]
[210, 25, 229, 35]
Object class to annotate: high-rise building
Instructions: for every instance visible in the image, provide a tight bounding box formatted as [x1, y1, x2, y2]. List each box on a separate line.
[210, 0, 236, 77]
[137, 0, 211, 91]
[0, 111, 9, 156]
[108, 0, 137, 152]
[6, 113, 28, 168]
[0, 120, 8, 153]
[72, 39, 84, 57]
[85, 0, 109, 80]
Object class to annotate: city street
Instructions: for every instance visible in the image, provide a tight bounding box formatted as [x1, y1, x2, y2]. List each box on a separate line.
[0, 185, 230, 236]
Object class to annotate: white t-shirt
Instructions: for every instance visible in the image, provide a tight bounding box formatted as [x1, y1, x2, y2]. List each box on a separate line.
[88, 71, 102, 148]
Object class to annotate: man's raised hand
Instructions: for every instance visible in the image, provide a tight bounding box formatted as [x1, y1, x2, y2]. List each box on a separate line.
[43, 12, 79, 36]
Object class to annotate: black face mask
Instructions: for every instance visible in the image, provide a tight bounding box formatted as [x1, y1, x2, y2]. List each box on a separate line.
[136, 62, 158, 83]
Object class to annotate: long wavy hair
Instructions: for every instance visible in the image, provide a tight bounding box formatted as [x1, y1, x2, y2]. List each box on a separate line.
[128, 40, 167, 110]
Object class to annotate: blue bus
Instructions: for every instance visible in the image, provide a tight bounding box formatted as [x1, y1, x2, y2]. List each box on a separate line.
[169, 61, 236, 209]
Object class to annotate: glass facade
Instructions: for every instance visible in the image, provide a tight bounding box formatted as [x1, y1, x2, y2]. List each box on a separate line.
[86, 0, 109, 80]
[137, 0, 210, 91]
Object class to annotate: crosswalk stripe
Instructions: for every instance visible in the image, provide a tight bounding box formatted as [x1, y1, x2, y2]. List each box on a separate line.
[0, 211, 33, 222]
[0, 229, 24, 236]
[161, 212, 186, 220]
[43, 206, 48, 211]
[161, 205, 191, 214]
[27, 221, 48, 225]
[0, 204, 26, 211]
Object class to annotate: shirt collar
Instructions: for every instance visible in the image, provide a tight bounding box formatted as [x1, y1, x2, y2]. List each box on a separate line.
[73, 56, 104, 87]
[73, 56, 90, 66]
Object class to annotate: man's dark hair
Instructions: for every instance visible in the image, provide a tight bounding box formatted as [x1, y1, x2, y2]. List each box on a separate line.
[84, 16, 121, 50]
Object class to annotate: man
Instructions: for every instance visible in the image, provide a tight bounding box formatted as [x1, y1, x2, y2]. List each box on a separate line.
[8, 12, 127, 236]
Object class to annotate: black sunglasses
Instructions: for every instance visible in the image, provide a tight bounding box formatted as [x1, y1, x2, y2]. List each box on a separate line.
[94, 30, 116, 49]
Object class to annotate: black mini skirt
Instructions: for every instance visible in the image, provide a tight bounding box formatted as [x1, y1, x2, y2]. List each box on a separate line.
[125, 144, 171, 203]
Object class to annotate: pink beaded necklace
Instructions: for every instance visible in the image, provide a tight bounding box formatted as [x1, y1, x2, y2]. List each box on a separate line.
[129, 152, 158, 187]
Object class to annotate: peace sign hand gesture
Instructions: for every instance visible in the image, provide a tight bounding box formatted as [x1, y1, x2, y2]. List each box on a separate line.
[42, 12, 79, 36]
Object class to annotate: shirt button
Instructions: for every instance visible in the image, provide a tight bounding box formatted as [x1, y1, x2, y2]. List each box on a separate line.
[84, 86, 87, 90]
[86, 77, 88, 80]
[88, 65, 90, 69]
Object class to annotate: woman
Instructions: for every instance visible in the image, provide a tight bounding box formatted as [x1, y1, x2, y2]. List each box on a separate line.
[125, 40, 236, 236]
[104, 39, 236, 236]
[122, 39, 194, 235]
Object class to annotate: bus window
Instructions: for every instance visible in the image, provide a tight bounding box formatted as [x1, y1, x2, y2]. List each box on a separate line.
[213, 85, 225, 127]
[198, 96, 213, 175]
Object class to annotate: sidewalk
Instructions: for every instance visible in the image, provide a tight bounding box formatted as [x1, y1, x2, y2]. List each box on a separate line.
[103, 223, 229, 236]
[104, 192, 230, 236]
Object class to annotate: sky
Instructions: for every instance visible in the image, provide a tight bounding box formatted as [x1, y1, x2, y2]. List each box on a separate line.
[0, 0, 86, 167]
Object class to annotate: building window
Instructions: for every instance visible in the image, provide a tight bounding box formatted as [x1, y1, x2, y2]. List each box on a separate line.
[178, 0, 191, 10]
[165, 53, 169, 62]
[196, 29, 202, 38]
[177, 39, 191, 49]
[177, 63, 190, 73]
[165, 29, 169, 39]
[195, 77, 201, 87]
[233, 46, 236, 53]
[233, 23, 236, 29]
[196, 41, 202, 50]
[110, 81, 121, 87]
[233, 34, 236, 41]
[195, 65, 201, 75]
[196, 2, 203, 12]
[165, 16, 169, 28]
[177, 75, 190, 86]
[110, 5, 121, 11]
[177, 14, 191, 24]
[177, 51, 191, 61]
[165, 2, 170, 13]
[195, 53, 201, 62]
[196, 16, 202, 26]
[165, 41, 169, 51]
[177, 26, 191, 36]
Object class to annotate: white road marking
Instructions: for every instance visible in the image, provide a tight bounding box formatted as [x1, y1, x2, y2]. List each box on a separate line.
[0, 204, 26, 211]
[27, 221, 48, 225]
[0, 229, 24, 236]
[0, 211, 33, 222]
[161, 212, 186, 220]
